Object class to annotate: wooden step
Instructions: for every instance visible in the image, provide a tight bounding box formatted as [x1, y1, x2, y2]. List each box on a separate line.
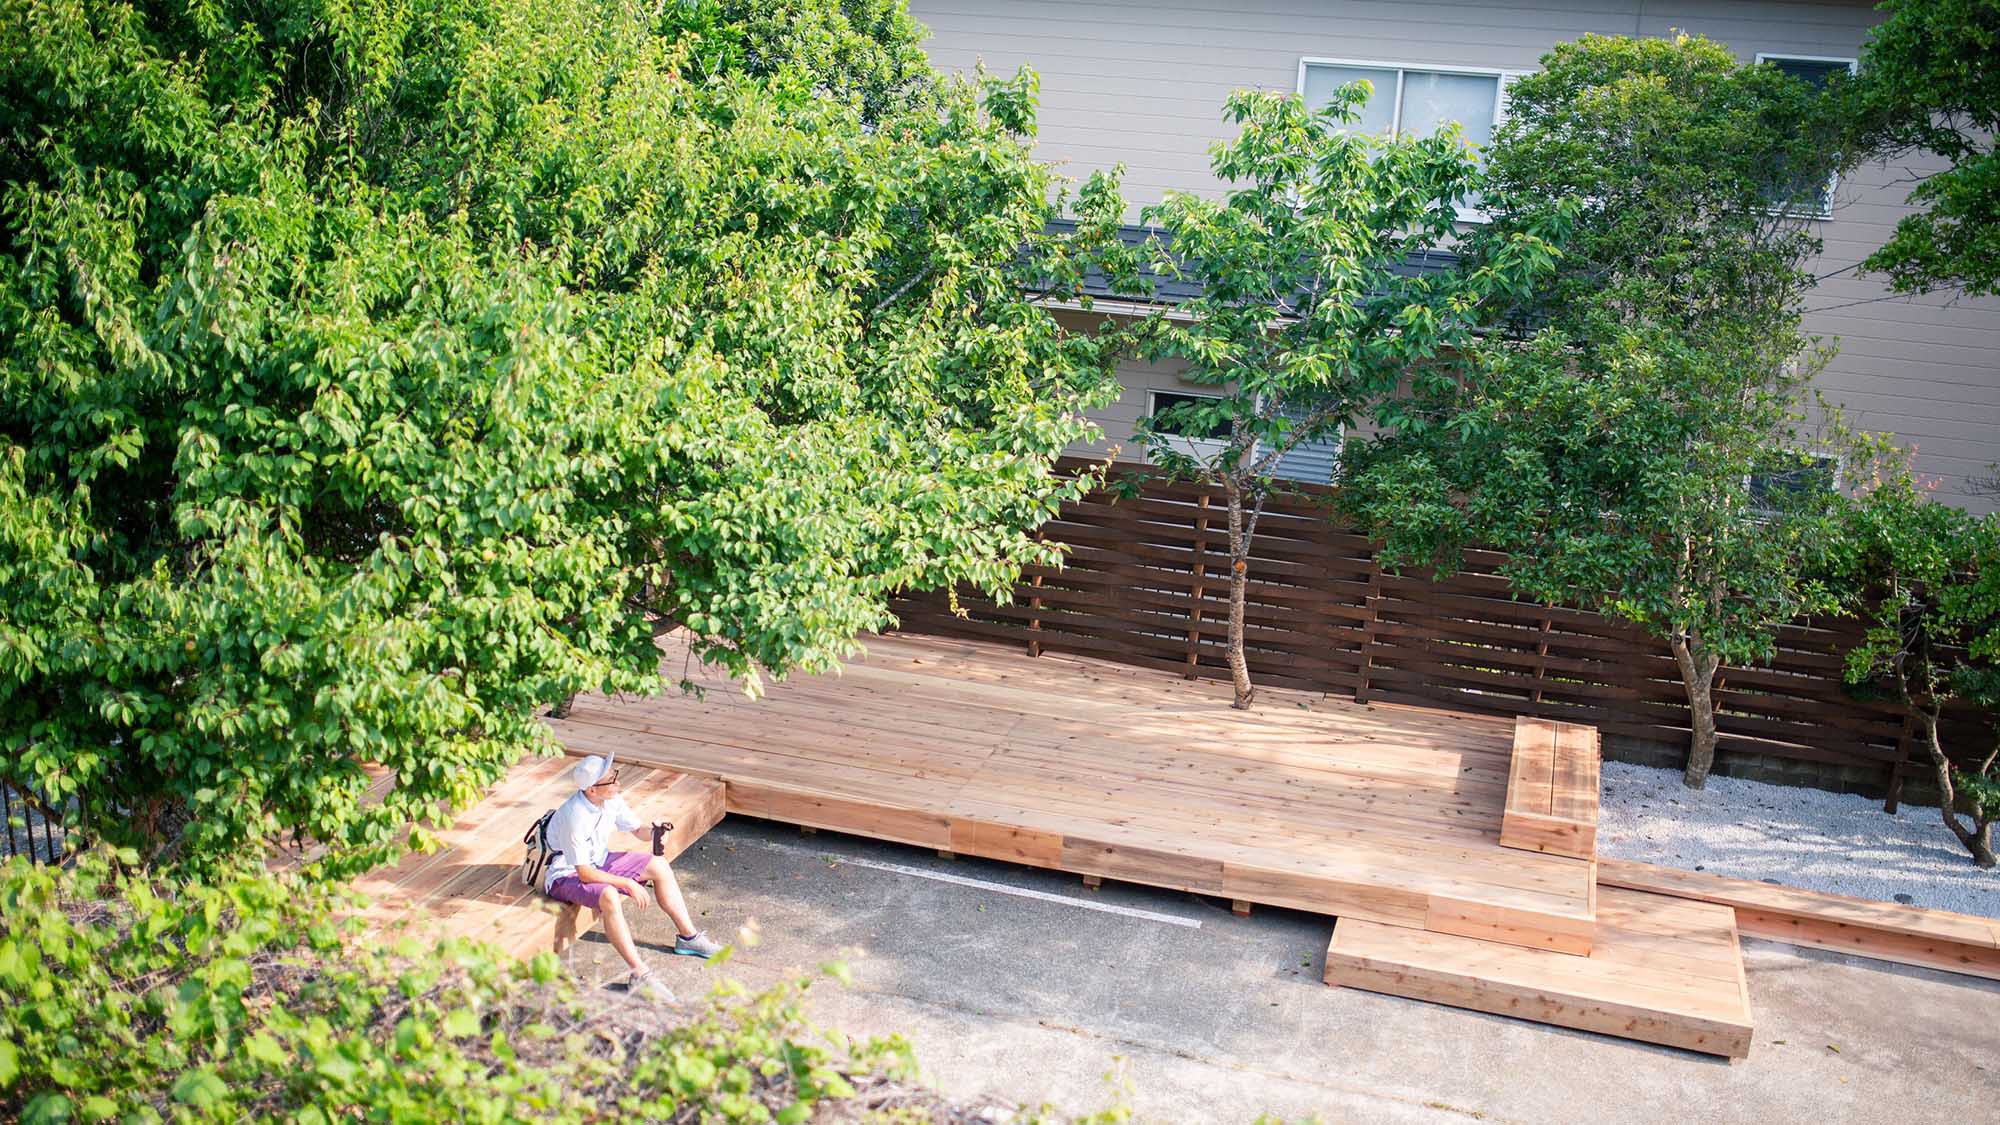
[1500, 717, 1600, 860]
[1325, 886, 1752, 1058]
[1599, 858, 2000, 981]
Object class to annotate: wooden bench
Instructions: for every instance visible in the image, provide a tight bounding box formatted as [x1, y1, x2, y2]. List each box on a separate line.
[1599, 857, 2000, 981]
[1499, 717, 1600, 861]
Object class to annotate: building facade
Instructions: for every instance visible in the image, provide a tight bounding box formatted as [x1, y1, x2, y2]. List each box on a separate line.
[911, 0, 2000, 513]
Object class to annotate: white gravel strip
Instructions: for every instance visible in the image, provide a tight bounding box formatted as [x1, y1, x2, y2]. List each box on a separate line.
[1596, 760, 2000, 920]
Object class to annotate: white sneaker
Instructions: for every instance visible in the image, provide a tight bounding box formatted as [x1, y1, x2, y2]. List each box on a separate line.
[625, 969, 677, 1005]
[672, 930, 724, 959]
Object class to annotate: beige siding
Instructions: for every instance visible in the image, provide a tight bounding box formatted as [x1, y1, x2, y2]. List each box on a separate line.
[913, 0, 2000, 512]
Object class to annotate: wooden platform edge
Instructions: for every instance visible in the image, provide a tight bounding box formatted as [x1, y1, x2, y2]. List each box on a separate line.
[1598, 857, 2000, 982]
[1325, 892, 1754, 1059]
[705, 772, 1596, 955]
[1324, 926, 1752, 1059]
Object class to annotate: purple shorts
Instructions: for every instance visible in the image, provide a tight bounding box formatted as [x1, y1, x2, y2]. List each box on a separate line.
[546, 850, 653, 909]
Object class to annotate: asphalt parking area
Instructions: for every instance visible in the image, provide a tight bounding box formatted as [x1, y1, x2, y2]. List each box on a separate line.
[563, 817, 2000, 1123]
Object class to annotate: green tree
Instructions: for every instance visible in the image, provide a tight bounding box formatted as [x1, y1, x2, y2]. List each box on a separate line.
[1342, 35, 1842, 787]
[1824, 451, 2000, 867]
[0, 0, 1124, 873]
[1132, 85, 1558, 709]
[1845, 0, 2000, 297]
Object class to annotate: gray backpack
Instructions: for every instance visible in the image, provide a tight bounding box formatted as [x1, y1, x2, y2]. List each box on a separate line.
[519, 809, 561, 890]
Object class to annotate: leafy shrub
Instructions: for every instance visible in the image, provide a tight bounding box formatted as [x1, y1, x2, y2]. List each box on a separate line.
[1824, 448, 2000, 867]
[0, 851, 923, 1122]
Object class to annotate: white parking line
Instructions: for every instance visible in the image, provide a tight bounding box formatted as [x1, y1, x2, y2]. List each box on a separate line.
[747, 838, 1204, 929]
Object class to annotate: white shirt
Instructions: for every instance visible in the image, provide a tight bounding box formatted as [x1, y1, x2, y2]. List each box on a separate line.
[542, 789, 641, 891]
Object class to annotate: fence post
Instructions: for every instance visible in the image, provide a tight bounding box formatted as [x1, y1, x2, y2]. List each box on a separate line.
[1027, 530, 1045, 658]
[1184, 493, 1212, 679]
[1355, 555, 1384, 704]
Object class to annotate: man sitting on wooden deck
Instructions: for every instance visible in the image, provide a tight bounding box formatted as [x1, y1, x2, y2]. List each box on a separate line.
[543, 753, 723, 1002]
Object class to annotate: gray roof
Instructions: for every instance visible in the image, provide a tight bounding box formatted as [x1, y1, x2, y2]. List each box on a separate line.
[1042, 220, 1461, 308]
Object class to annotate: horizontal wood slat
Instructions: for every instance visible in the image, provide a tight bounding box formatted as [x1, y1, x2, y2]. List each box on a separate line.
[891, 459, 1984, 791]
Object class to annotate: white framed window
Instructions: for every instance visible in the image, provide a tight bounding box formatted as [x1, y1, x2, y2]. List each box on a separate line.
[1748, 451, 1840, 513]
[1146, 389, 1233, 461]
[1144, 390, 1344, 484]
[1297, 57, 1518, 221]
[1756, 54, 1856, 219]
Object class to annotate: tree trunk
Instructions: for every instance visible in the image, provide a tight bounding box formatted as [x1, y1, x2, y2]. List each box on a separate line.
[1670, 635, 1722, 789]
[1966, 821, 1998, 869]
[1914, 708, 1999, 868]
[1223, 477, 1254, 711]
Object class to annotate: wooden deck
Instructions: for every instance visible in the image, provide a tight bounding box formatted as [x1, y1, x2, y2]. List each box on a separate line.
[326, 627, 2000, 1058]
[554, 632, 1597, 954]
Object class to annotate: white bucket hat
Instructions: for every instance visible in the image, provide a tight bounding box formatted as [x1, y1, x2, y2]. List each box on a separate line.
[571, 752, 616, 791]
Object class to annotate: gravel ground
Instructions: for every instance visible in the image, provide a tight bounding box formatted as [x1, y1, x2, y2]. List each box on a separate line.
[1597, 760, 2000, 919]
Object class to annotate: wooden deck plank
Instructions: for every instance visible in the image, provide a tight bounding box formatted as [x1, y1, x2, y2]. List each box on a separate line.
[1549, 723, 1602, 823]
[1599, 857, 2000, 980]
[946, 765, 1594, 908]
[1511, 718, 1557, 818]
[1327, 887, 1753, 1058]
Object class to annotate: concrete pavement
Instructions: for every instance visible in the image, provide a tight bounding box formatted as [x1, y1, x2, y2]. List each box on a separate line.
[568, 817, 2000, 1123]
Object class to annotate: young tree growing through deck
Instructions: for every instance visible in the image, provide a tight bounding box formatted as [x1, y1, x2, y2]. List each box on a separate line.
[1341, 35, 1845, 787]
[0, 0, 1125, 874]
[1131, 86, 1559, 710]
[1824, 449, 2000, 867]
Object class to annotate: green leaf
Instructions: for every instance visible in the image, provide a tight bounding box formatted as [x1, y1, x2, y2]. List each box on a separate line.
[0, 1038, 17, 1087]
[316, 1053, 359, 1085]
[675, 1055, 718, 1089]
[245, 1032, 288, 1067]
[22, 1092, 71, 1125]
[171, 1069, 227, 1108]
[443, 1007, 480, 1038]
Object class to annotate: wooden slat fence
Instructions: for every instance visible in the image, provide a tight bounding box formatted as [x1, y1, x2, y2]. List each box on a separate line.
[890, 462, 1985, 798]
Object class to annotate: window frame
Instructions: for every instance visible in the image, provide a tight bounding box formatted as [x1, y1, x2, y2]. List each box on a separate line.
[1745, 449, 1842, 516]
[1145, 388, 1234, 462]
[1144, 389, 1346, 483]
[1296, 56, 1519, 222]
[1754, 53, 1857, 221]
